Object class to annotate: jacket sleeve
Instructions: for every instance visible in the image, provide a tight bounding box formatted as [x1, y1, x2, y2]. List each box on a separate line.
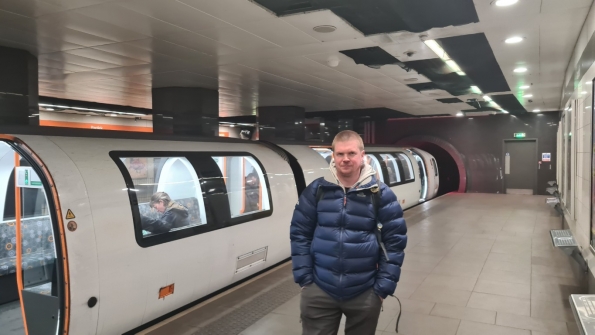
[290, 181, 319, 287]
[374, 184, 407, 299]
[141, 211, 175, 234]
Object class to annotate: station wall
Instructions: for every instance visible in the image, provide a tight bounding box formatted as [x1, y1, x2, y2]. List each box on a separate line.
[376, 113, 559, 195]
[557, 0, 595, 291]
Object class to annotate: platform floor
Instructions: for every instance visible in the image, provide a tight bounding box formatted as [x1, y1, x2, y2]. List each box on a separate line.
[141, 193, 586, 335]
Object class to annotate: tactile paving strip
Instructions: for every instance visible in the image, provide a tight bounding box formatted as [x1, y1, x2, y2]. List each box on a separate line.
[192, 277, 301, 335]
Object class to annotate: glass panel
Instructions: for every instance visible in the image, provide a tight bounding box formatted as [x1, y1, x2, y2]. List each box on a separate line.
[567, 106, 572, 211]
[213, 156, 271, 218]
[379, 154, 401, 184]
[396, 153, 415, 181]
[312, 148, 333, 164]
[119, 157, 207, 237]
[365, 154, 384, 182]
[412, 153, 428, 199]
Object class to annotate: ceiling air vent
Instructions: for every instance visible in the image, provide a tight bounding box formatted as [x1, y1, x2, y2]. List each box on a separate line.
[313, 25, 337, 33]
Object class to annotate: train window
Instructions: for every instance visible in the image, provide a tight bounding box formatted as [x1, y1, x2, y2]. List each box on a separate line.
[118, 156, 207, 238]
[379, 154, 401, 184]
[111, 151, 273, 247]
[396, 153, 415, 181]
[312, 148, 333, 164]
[365, 154, 385, 182]
[212, 156, 271, 218]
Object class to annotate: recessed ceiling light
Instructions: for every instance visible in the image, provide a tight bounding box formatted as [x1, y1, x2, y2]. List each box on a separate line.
[514, 67, 527, 73]
[494, 0, 519, 6]
[523, 94, 533, 98]
[533, 109, 540, 112]
[45, 108, 54, 111]
[586, 106, 592, 109]
[505, 36, 523, 44]
[520, 85, 530, 89]
[581, 91, 587, 94]
[313, 25, 337, 33]
[456, 112, 464, 117]
[502, 110, 509, 114]
[483, 95, 492, 101]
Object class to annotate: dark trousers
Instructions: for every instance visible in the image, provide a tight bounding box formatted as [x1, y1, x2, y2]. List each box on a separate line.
[300, 284, 382, 335]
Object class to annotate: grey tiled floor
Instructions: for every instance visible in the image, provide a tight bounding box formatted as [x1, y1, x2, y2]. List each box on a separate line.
[144, 194, 586, 335]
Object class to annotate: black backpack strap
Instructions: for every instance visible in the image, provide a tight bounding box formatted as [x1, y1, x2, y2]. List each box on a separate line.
[315, 185, 324, 204]
[371, 185, 389, 261]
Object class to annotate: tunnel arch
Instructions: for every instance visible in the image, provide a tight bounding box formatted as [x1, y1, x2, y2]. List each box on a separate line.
[396, 135, 467, 193]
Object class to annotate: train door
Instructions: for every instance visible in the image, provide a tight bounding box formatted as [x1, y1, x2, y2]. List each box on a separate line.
[0, 140, 65, 335]
[410, 151, 428, 201]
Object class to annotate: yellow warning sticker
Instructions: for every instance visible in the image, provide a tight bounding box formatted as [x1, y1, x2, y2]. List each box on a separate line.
[65, 209, 75, 220]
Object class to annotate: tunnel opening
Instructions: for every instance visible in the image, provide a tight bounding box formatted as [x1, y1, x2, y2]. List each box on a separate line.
[415, 143, 460, 196]
[396, 135, 466, 195]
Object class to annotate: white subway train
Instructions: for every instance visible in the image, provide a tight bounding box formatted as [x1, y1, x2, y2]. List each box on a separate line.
[0, 129, 439, 335]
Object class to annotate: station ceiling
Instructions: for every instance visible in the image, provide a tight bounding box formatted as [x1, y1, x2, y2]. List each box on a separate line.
[0, 0, 590, 117]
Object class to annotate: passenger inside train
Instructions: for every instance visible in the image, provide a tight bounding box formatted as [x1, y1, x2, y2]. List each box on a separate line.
[140, 192, 190, 235]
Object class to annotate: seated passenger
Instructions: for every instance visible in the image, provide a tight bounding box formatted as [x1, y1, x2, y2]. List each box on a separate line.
[244, 172, 260, 213]
[140, 192, 190, 234]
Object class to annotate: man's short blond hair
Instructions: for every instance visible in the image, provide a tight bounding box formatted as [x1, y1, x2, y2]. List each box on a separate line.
[331, 130, 364, 151]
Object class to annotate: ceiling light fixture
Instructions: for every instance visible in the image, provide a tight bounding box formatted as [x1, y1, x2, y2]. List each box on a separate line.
[533, 109, 540, 112]
[502, 110, 509, 114]
[424, 39, 465, 76]
[586, 106, 592, 109]
[483, 95, 492, 101]
[581, 91, 587, 94]
[494, 0, 519, 6]
[313, 25, 337, 33]
[523, 94, 533, 98]
[45, 108, 54, 111]
[514, 67, 527, 73]
[520, 85, 530, 89]
[505, 36, 523, 44]
[586, 81, 593, 85]
[456, 112, 464, 117]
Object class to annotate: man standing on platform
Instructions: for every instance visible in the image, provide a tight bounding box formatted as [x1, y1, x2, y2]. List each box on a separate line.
[290, 130, 407, 335]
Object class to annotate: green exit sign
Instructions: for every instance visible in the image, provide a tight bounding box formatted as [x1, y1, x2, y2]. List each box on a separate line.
[514, 132, 526, 138]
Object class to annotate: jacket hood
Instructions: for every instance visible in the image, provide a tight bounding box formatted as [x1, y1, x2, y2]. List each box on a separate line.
[326, 158, 377, 190]
[166, 201, 189, 218]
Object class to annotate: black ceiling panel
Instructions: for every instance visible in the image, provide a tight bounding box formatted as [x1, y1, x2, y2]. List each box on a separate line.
[252, 0, 479, 35]
[437, 98, 463, 104]
[490, 94, 527, 114]
[404, 58, 475, 96]
[438, 33, 510, 94]
[340, 47, 406, 68]
[407, 82, 441, 92]
[462, 107, 500, 113]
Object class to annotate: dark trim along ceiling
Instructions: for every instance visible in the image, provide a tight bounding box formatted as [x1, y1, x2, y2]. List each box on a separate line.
[490, 94, 527, 114]
[437, 98, 464, 104]
[306, 107, 413, 120]
[252, 0, 479, 35]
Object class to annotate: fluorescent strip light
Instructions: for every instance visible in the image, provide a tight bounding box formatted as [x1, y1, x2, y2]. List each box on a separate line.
[456, 112, 464, 117]
[533, 109, 540, 112]
[514, 67, 527, 73]
[424, 39, 465, 76]
[470, 86, 482, 94]
[483, 95, 492, 101]
[502, 110, 509, 114]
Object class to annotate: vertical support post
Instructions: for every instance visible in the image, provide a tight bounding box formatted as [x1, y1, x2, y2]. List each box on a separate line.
[14, 152, 29, 334]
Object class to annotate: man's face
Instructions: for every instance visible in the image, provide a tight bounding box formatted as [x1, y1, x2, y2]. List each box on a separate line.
[332, 139, 364, 178]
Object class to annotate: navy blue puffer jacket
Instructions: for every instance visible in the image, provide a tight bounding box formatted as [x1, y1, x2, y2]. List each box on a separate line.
[290, 164, 407, 301]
